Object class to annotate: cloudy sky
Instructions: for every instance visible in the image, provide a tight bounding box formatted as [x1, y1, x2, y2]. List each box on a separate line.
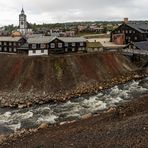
[0, 0, 148, 26]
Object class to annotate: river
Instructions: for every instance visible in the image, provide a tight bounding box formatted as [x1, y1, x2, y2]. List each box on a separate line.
[0, 77, 148, 135]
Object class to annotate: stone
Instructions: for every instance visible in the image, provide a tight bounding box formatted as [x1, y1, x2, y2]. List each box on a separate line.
[81, 113, 92, 120]
[0, 135, 6, 144]
[38, 123, 49, 129]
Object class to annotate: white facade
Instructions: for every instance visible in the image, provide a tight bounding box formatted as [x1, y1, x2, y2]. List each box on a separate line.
[28, 50, 48, 56]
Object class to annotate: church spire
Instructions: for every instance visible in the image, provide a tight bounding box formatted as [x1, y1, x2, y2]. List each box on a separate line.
[21, 6, 24, 14]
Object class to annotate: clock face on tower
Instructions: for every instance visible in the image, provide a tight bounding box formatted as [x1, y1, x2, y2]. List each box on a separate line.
[20, 16, 24, 21]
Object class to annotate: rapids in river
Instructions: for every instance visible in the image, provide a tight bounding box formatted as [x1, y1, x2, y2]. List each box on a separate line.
[0, 77, 148, 135]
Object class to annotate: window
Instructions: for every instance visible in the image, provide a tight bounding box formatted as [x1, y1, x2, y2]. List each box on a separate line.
[126, 30, 128, 33]
[33, 50, 36, 53]
[4, 47, 7, 51]
[72, 43, 76, 46]
[50, 43, 55, 48]
[41, 50, 44, 53]
[0, 47, 2, 51]
[4, 42, 7, 45]
[80, 42, 84, 46]
[58, 43, 63, 48]
[135, 37, 137, 40]
[133, 31, 135, 33]
[65, 43, 68, 47]
[118, 30, 120, 33]
[14, 48, 17, 52]
[41, 44, 45, 49]
[129, 30, 132, 33]
[9, 48, 12, 52]
[32, 44, 36, 49]
[65, 48, 68, 52]
[0, 42, 2, 45]
[72, 48, 75, 52]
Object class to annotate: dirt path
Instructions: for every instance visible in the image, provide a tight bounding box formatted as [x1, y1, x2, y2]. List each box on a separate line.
[1, 95, 148, 148]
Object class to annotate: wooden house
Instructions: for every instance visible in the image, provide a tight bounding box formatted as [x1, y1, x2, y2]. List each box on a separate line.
[0, 36, 26, 53]
[18, 36, 87, 56]
[111, 18, 148, 45]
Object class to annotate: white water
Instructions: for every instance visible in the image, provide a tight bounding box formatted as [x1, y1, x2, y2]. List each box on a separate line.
[0, 77, 148, 135]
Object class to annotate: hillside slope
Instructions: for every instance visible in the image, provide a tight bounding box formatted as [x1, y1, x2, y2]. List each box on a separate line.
[0, 52, 139, 107]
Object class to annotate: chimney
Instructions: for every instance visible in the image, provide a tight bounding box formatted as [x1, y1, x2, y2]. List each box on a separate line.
[124, 18, 128, 24]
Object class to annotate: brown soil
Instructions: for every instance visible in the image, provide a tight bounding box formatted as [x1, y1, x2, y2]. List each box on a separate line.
[0, 52, 140, 108]
[1, 95, 148, 148]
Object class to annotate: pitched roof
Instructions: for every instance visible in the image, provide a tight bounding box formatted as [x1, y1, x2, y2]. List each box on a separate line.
[0, 36, 23, 42]
[127, 23, 148, 34]
[58, 37, 86, 43]
[134, 41, 148, 50]
[27, 36, 55, 44]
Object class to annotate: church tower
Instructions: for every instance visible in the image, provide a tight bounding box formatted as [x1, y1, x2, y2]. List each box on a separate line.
[19, 8, 28, 35]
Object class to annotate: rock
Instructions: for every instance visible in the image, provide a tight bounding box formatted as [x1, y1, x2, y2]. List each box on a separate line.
[81, 113, 92, 120]
[99, 86, 103, 90]
[106, 107, 116, 113]
[18, 104, 26, 109]
[0, 135, 6, 144]
[38, 123, 49, 129]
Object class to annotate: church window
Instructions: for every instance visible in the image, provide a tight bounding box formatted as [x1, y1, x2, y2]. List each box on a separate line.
[21, 21, 24, 25]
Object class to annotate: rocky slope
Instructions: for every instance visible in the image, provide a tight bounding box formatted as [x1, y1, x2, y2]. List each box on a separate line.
[0, 52, 144, 108]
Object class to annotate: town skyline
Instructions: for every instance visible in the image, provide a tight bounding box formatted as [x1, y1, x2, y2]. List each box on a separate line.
[0, 0, 148, 27]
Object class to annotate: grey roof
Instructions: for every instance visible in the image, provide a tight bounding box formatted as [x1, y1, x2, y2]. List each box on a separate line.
[134, 41, 148, 50]
[27, 36, 55, 44]
[0, 36, 23, 42]
[59, 37, 86, 43]
[127, 23, 148, 33]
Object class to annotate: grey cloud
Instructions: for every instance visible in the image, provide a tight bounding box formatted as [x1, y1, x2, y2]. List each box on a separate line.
[0, 0, 147, 26]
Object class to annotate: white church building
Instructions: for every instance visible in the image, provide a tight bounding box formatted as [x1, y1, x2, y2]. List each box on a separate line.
[17, 8, 33, 36]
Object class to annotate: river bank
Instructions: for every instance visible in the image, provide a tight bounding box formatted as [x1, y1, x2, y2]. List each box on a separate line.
[1, 94, 148, 148]
[0, 76, 147, 147]
[0, 70, 146, 109]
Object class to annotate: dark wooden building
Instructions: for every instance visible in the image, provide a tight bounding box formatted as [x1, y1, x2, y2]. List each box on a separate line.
[111, 18, 148, 45]
[0, 36, 26, 53]
[18, 36, 87, 56]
